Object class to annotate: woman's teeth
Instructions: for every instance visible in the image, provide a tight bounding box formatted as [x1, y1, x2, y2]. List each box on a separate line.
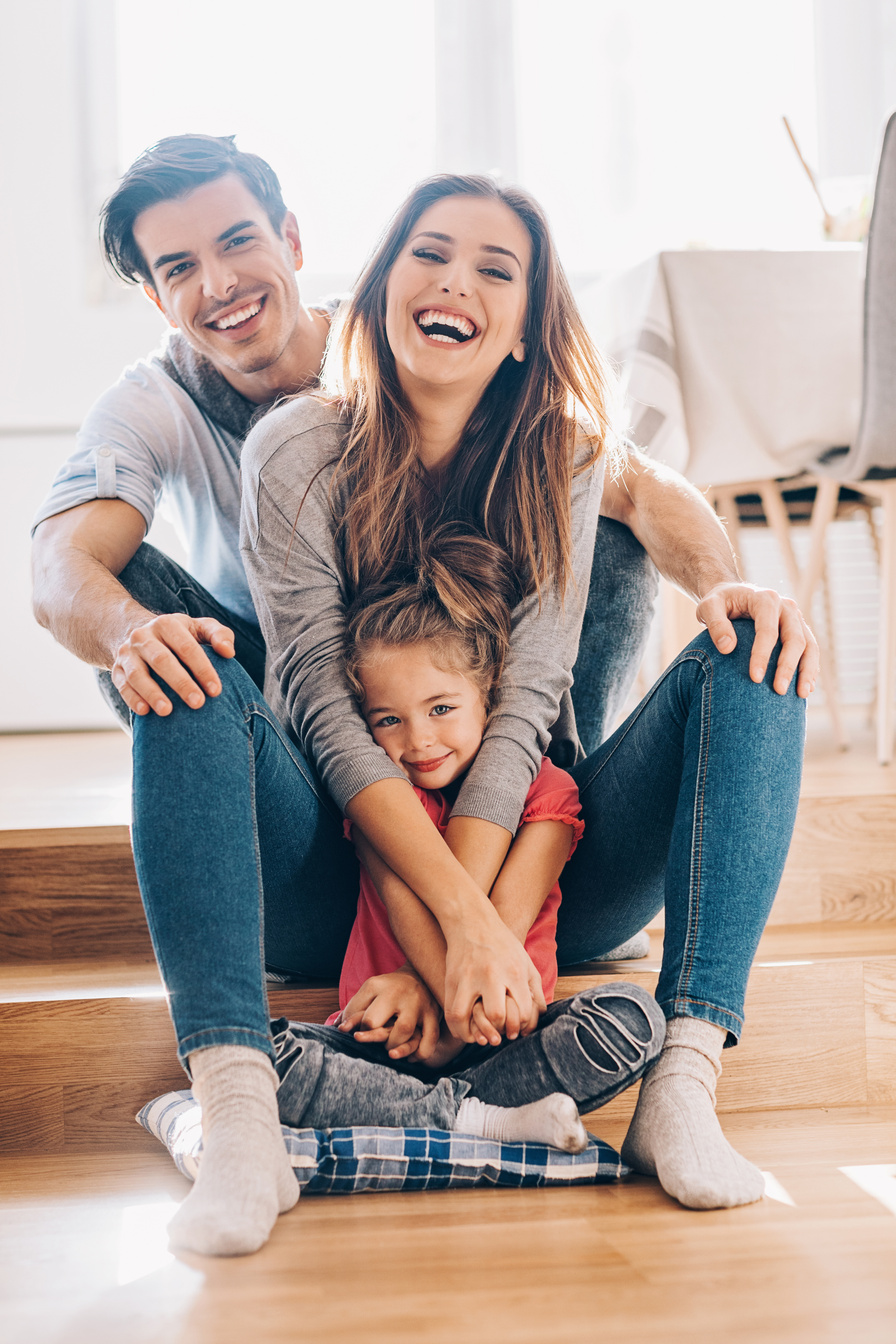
[416, 310, 476, 342]
[211, 299, 263, 331]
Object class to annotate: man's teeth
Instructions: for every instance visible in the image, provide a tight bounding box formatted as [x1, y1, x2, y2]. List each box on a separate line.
[416, 309, 476, 341]
[212, 300, 262, 330]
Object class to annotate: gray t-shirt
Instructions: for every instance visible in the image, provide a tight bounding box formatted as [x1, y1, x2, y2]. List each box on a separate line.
[240, 396, 605, 834]
[31, 302, 341, 627]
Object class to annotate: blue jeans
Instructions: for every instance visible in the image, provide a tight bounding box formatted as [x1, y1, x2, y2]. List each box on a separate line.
[562, 624, 805, 1041]
[272, 985, 664, 1128]
[130, 613, 803, 1068]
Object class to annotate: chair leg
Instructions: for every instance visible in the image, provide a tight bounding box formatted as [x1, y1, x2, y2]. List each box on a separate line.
[876, 483, 896, 765]
[761, 479, 848, 750]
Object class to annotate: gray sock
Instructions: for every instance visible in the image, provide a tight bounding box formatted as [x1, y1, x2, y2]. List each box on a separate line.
[621, 1016, 765, 1210]
[168, 1045, 299, 1257]
[455, 1093, 588, 1152]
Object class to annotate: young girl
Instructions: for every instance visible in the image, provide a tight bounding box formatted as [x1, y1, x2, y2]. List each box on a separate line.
[270, 530, 664, 1147]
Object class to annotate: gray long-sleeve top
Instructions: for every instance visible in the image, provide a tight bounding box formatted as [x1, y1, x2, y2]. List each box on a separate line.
[240, 396, 605, 834]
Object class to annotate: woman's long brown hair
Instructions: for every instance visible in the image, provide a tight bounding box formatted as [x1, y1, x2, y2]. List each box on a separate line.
[320, 173, 619, 603]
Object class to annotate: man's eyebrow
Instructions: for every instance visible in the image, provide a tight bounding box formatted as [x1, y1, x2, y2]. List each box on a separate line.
[411, 230, 522, 268]
[217, 219, 257, 243]
[151, 250, 189, 272]
[151, 220, 257, 272]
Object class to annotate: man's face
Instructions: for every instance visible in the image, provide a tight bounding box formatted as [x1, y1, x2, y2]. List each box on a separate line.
[134, 174, 303, 379]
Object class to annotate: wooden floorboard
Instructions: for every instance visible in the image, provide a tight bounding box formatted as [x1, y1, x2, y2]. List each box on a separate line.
[2, 1106, 895, 1344]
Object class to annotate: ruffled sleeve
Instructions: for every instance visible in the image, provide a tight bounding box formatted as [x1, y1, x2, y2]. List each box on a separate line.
[518, 758, 585, 857]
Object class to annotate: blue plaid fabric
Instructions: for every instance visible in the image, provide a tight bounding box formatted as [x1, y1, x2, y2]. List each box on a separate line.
[137, 1090, 629, 1194]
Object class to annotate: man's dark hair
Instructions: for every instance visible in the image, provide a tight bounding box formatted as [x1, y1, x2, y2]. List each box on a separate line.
[100, 133, 289, 285]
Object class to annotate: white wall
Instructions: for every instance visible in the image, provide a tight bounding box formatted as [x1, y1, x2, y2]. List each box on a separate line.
[1, 0, 889, 730]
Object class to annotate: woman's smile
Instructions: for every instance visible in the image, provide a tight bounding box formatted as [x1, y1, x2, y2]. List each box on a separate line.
[385, 195, 530, 396]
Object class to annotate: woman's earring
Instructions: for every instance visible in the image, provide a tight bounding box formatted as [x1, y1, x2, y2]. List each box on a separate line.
[511, 339, 526, 363]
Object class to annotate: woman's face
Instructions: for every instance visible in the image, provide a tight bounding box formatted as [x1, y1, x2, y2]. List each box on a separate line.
[384, 195, 531, 401]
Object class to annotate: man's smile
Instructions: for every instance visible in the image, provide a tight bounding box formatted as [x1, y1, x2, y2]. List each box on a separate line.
[206, 295, 267, 333]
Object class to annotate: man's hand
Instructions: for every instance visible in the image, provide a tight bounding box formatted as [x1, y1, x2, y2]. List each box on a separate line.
[696, 582, 819, 697]
[111, 613, 235, 716]
[337, 966, 443, 1061]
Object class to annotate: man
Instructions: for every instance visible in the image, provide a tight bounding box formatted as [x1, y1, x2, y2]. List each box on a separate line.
[32, 133, 817, 744]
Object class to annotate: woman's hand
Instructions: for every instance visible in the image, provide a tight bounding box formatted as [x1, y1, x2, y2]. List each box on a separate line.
[442, 904, 547, 1045]
[337, 966, 443, 1060]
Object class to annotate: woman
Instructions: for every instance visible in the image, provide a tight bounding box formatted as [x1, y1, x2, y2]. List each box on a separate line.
[131, 175, 808, 1256]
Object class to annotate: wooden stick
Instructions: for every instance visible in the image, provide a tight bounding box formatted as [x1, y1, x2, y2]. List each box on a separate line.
[782, 116, 834, 229]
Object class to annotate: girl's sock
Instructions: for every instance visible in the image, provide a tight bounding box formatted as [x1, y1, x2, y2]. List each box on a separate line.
[620, 1016, 765, 1210]
[455, 1093, 588, 1152]
[168, 1044, 299, 1257]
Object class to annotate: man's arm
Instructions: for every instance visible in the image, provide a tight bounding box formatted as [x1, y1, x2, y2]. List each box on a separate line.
[31, 499, 235, 716]
[601, 449, 819, 698]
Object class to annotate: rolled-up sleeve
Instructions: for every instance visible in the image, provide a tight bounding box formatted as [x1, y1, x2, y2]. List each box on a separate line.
[31, 365, 174, 535]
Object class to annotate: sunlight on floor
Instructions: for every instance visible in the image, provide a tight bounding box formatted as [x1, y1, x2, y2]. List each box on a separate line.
[117, 1199, 180, 1284]
[839, 1165, 896, 1217]
[762, 1172, 797, 1206]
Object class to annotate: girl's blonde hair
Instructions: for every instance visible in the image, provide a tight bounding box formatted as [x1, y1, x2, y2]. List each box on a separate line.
[345, 525, 516, 714]
[321, 173, 619, 604]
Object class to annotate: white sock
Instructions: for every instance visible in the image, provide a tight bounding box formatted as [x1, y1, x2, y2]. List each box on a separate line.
[167, 1044, 299, 1257]
[621, 1016, 765, 1210]
[455, 1093, 588, 1153]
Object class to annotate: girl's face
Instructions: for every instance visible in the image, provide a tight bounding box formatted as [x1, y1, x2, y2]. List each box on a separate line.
[359, 642, 488, 791]
[384, 195, 531, 401]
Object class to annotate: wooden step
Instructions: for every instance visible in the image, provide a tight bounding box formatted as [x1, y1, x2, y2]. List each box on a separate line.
[3, 772, 895, 963]
[0, 827, 149, 961]
[2, 927, 894, 1155]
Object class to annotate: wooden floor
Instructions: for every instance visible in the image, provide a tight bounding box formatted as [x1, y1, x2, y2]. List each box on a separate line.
[1, 707, 895, 1343]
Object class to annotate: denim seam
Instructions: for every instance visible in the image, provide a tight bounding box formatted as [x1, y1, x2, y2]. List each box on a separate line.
[656, 993, 744, 1036]
[178, 1026, 274, 1057]
[241, 699, 343, 821]
[680, 651, 713, 1001]
[245, 709, 270, 1016]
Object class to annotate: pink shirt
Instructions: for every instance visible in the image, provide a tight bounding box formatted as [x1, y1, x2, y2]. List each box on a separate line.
[328, 758, 584, 1024]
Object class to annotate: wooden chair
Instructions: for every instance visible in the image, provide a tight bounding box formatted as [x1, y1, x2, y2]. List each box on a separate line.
[712, 112, 896, 764]
[802, 110, 896, 764]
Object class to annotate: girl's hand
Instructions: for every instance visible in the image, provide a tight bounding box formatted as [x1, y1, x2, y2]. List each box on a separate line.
[338, 966, 443, 1060]
[442, 906, 546, 1045]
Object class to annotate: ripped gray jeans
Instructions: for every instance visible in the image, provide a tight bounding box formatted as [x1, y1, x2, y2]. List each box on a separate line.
[273, 984, 665, 1131]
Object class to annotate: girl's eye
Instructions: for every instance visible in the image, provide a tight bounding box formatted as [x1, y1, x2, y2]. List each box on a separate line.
[411, 247, 445, 263]
[481, 265, 512, 281]
[430, 704, 453, 717]
[374, 714, 400, 728]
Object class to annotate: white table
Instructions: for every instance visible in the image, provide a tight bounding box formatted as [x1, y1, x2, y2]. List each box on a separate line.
[579, 248, 864, 488]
